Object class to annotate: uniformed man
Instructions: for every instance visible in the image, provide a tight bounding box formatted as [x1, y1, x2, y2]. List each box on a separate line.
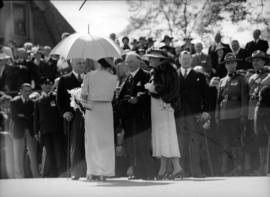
[216, 52, 249, 176]
[34, 77, 66, 177]
[246, 50, 270, 175]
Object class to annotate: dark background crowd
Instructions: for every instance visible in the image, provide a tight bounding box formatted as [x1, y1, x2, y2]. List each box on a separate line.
[0, 29, 269, 179]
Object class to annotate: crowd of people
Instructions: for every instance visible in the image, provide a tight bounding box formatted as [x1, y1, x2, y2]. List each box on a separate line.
[0, 29, 270, 181]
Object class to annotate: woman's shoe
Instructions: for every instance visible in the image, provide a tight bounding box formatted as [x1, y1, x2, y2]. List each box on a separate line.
[86, 175, 98, 182]
[97, 176, 106, 182]
[156, 171, 170, 180]
[168, 170, 184, 180]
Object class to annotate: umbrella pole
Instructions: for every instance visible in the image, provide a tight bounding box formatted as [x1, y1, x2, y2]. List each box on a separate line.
[64, 120, 71, 179]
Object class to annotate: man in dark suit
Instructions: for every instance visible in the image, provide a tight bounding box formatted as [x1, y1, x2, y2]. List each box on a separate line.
[208, 32, 231, 74]
[191, 42, 211, 74]
[10, 83, 40, 178]
[245, 29, 269, 56]
[34, 77, 65, 177]
[116, 52, 155, 179]
[231, 40, 251, 70]
[56, 58, 86, 180]
[175, 51, 210, 177]
[231, 40, 253, 70]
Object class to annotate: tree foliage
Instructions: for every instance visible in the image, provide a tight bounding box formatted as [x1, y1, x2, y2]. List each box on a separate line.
[123, 0, 269, 42]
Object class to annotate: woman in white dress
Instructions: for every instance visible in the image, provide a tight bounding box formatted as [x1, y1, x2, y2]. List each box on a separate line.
[144, 49, 183, 180]
[81, 58, 117, 181]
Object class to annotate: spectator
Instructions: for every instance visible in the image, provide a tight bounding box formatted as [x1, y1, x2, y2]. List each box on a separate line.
[230, 40, 250, 70]
[160, 35, 176, 57]
[10, 83, 40, 178]
[121, 36, 130, 50]
[245, 29, 269, 56]
[191, 42, 211, 74]
[180, 36, 195, 54]
[208, 32, 231, 74]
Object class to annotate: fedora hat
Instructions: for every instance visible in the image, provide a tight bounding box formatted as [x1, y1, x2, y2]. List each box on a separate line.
[161, 35, 173, 42]
[245, 50, 269, 62]
[144, 49, 169, 59]
[221, 52, 241, 64]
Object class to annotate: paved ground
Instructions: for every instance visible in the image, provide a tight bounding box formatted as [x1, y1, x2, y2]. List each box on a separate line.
[0, 177, 269, 197]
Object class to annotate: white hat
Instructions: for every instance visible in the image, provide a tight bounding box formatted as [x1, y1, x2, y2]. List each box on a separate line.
[0, 52, 10, 60]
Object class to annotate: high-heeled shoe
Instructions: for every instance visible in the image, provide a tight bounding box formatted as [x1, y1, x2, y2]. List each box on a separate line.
[168, 170, 184, 180]
[156, 171, 170, 180]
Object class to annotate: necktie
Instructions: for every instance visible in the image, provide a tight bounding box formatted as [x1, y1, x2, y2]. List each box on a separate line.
[78, 74, 83, 83]
[184, 69, 188, 78]
[128, 74, 133, 83]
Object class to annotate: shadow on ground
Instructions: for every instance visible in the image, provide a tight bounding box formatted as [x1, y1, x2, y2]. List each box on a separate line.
[80, 177, 226, 186]
[81, 179, 172, 187]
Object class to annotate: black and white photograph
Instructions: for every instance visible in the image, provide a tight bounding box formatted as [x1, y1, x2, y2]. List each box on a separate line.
[0, 0, 269, 196]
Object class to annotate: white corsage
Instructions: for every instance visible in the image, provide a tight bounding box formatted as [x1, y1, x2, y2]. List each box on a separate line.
[145, 82, 157, 93]
[160, 101, 174, 112]
[68, 88, 85, 115]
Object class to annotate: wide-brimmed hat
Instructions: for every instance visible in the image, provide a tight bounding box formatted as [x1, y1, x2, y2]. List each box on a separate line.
[161, 35, 173, 42]
[221, 52, 241, 64]
[144, 49, 169, 59]
[245, 50, 269, 62]
[122, 36, 129, 42]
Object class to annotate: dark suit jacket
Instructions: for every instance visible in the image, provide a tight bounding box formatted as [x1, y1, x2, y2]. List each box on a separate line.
[10, 96, 34, 138]
[245, 39, 269, 56]
[208, 42, 231, 74]
[34, 93, 63, 136]
[233, 48, 252, 70]
[191, 53, 211, 73]
[176, 69, 209, 117]
[56, 72, 81, 116]
[116, 68, 151, 137]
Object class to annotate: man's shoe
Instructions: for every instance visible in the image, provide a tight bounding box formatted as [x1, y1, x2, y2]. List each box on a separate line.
[71, 176, 79, 180]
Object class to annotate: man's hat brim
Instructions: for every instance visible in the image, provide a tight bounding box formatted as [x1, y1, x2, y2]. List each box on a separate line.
[245, 55, 269, 62]
[221, 58, 242, 64]
[144, 54, 170, 59]
[161, 36, 173, 42]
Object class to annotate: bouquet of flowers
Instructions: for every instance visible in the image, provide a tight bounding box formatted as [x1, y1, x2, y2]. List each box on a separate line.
[196, 112, 211, 130]
[68, 87, 85, 115]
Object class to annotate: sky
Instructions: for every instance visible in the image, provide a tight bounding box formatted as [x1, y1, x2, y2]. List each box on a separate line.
[51, 0, 130, 37]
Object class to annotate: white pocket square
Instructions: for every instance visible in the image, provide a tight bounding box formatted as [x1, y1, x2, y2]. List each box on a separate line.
[137, 81, 142, 86]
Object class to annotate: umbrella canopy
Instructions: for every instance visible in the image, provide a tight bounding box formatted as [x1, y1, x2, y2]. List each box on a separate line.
[50, 33, 122, 60]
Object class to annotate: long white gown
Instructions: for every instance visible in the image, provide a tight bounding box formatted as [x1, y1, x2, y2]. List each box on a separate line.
[147, 82, 181, 158]
[81, 69, 117, 176]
